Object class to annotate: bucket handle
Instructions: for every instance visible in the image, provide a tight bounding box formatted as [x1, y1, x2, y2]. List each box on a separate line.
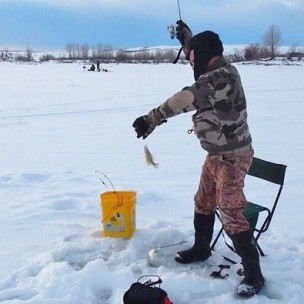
[102, 194, 124, 223]
[113, 193, 123, 210]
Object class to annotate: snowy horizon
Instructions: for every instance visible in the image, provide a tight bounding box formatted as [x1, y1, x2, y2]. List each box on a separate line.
[0, 44, 302, 54]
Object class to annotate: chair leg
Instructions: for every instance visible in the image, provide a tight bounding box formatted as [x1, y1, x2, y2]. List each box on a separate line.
[255, 240, 266, 256]
[211, 227, 223, 251]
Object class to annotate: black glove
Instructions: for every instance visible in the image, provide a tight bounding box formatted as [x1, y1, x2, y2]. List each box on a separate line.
[132, 115, 156, 139]
[176, 20, 192, 48]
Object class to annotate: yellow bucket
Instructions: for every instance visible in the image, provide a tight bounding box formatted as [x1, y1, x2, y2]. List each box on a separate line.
[100, 191, 136, 238]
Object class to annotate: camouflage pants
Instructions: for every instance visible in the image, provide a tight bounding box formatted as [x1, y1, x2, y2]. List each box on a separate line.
[194, 149, 254, 234]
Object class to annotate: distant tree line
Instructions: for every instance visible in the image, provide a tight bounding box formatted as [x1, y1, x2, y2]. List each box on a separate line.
[1, 25, 303, 64]
[63, 42, 180, 63]
[0, 48, 35, 62]
[65, 42, 114, 60]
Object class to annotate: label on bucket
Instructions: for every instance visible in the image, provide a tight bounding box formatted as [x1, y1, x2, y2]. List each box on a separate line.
[104, 212, 125, 232]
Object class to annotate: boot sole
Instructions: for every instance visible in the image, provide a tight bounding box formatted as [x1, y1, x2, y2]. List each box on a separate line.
[175, 253, 210, 264]
[237, 282, 265, 297]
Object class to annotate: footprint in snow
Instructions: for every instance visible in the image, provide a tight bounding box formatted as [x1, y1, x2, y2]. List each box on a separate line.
[47, 199, 83, 210]
[0, 174, 13, 183]
[20, 172, 51, 183]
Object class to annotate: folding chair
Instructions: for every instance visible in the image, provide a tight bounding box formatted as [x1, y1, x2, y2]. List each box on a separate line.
[211, 156, 287, 256]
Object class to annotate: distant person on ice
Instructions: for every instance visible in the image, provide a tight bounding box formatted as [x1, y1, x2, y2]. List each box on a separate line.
[132, 21, 264, 297]
[88, 63, 95, 71]
[96, 60, 101, 71]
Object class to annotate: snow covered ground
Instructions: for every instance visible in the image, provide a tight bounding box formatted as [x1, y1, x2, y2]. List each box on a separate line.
[0, 60, 303, 303]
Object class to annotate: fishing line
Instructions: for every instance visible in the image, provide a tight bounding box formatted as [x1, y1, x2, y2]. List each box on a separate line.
[95, 170, 116, 193]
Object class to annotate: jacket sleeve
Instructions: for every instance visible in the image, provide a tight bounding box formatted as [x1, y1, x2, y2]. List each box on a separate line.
[148, 89, 196, 123]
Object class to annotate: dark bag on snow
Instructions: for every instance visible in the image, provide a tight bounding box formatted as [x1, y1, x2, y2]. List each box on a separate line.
[123, 276, 173, 304]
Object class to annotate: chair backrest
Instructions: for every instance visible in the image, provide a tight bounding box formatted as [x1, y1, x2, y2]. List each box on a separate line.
[247, 157, 287, 239]
[248, 157, 287, 186]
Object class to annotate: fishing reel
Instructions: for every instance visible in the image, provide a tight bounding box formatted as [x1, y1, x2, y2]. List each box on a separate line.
[167, 24, 176, 39]
[168, 0, 182, 40]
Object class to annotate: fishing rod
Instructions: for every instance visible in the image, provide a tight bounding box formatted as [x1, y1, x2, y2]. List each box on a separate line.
[167, 0, 183, 39]
[177, 0, 182, 20]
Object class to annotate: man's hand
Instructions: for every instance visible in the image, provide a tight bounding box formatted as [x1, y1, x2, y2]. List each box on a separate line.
[176, 20, 192, 58]
[132, 115, 156, 139]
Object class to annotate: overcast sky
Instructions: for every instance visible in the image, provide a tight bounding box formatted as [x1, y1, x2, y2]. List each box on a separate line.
[0, 0, 303, 50]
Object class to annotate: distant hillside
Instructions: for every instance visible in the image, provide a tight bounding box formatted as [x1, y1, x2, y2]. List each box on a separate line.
[0, 44, 296, 57]
[1, 44, 302, 63]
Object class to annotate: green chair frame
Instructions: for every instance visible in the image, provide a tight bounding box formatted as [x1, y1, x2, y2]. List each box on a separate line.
[211, 157, 287, 256]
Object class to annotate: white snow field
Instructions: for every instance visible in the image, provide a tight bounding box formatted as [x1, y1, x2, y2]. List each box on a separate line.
[0, 59, 303, 303]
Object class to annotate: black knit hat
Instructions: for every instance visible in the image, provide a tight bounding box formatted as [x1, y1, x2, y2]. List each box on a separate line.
[190, 31, 224, 81]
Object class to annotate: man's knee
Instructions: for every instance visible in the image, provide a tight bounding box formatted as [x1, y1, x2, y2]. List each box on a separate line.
[219, 207, 250, 234]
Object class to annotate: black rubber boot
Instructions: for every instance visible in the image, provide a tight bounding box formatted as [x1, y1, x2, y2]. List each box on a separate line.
[229, 231, 265, 297]
[175, 213, 215, 264]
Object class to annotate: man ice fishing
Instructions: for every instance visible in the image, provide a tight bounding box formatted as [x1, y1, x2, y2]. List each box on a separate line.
[132, 20, 265, 297]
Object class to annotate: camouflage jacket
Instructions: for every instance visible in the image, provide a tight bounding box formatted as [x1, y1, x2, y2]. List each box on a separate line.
[148, 57, 252, 154]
